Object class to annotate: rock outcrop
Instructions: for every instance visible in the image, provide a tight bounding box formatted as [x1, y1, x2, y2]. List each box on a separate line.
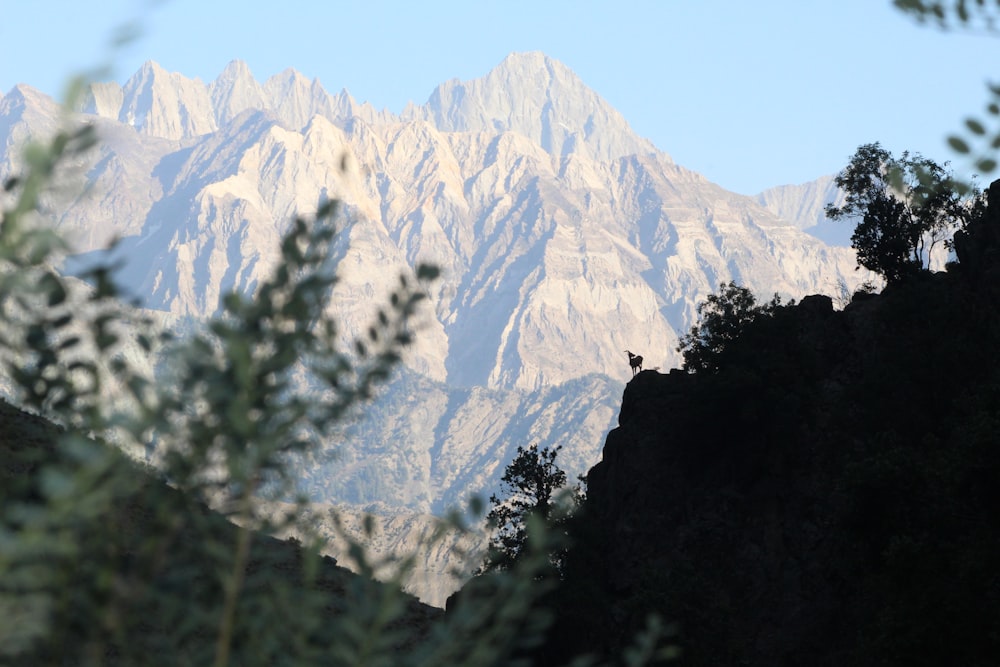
[573, 193, 1000, 664]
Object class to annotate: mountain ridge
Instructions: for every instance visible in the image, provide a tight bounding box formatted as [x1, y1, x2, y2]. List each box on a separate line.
[0, 52, 867, 604]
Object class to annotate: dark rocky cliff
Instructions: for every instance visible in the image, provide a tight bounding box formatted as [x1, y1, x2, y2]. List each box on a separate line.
[563, 182, 1000, 665]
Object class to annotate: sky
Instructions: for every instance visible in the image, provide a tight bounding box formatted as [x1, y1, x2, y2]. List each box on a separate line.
[1, 1, 997, 195]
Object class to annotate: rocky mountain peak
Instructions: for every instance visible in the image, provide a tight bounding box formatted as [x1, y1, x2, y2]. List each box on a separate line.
[83, 81, 125, 120]
[0, 84, 54, 116]
[756, 175, 852, 246]
[410, 51, 660, 164]
[0, 85, 62, 165]
[262, 67, 334, 131]
[118, 60, 217, 141]
[210, 59, 267, 126]
[218, 58, 254, 81]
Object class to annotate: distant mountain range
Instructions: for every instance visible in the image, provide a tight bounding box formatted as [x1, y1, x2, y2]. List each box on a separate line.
[0, 51, 865, 604]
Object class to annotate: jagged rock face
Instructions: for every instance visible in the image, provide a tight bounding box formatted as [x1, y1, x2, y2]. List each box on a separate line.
[299, 504, 486, 609]
[84, 81, 124, 119]
[409, 51, 660, 164]
[1, 85, 63, 172]
[294, 369, 618, 512]
[210, 59, 268, 126]
[261, 68, 335, 132]
[117, 61, 218, 140]
[1, 54, 865, 390]
[1, 54, 867, 522]
[757, 174, 852, 246]
[0, 52, 883, 608]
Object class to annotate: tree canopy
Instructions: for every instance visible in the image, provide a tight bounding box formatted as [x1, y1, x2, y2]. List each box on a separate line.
[678, 281, 784, 373]
[477, 444, 578, 575]
[825, 142, 976, 283]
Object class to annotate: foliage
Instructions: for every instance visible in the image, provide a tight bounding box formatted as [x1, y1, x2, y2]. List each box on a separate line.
[677, 281, 784, 373]
[0, 112, 450, 664]
[825, 142, 976, 283]
[0, 74, 672, 667]
[893, 2, 1000, 179]
[477, 444, 579, 575]
[895, 0, 1000, 30]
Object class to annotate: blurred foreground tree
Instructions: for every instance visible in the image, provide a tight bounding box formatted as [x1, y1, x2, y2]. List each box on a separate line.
[894, 1, 1000, 181]
[0, 72, 671, 667]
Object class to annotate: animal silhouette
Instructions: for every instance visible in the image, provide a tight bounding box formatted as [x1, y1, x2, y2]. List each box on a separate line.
[625, 350, 643, 377]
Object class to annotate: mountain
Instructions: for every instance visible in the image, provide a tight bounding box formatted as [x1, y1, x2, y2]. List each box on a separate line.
[117, 61, 218, 140]
[0, 52, 868, 604]
[757, 174, 852, 246]
[210, 59, 269, 126]
[1, 85, 64, 174]
[407, 51, 659, 163]
[5, 53, 864, 384]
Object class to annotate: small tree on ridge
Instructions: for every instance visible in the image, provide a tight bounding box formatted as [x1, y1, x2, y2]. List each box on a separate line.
[678, 281, 784, 373]
[825, 142, 975, 283]
[477, 444, 578, 575]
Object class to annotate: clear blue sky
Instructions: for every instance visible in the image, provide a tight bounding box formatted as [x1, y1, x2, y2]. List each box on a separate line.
[1, 1, 996, 194]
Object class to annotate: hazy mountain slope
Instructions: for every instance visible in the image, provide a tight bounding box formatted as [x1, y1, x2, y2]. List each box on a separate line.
[117, 61, 218, 140]
[210, 59, 268, 126]
[1, 54, 864, 542]
[756, 174, 852, 246]
[408, 51, 660, 164]
[0, 85, 62, 165]
[281, 502, 485, 609]
[3, 57, 864, 386]
[292, 368, 618, 514]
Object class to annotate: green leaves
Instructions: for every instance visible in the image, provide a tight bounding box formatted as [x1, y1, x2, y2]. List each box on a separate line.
[948, 135, 972, 154]
[893, 3, 1000, 181]
[678, 281, 785, 373]
[894, 0, 1000, 30]
[946, 94, 1000, 179]
[826, 142, 978, 284]
[0, 51, 674, 666]
[478, 444, 578, 576]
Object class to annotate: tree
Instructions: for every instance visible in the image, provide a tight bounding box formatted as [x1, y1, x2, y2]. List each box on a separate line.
[894, 1, 1000, 181]
[825, 142, 975, 284]
[0, 116, 674, 667]
[678, 281, 784, 373]
[0, 115, 452, 663]
[477, 444, 579, 575]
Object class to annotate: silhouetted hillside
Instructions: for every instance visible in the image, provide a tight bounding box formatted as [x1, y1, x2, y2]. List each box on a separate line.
[0, 399, 438, 664]
[549, 182, 1000, 665]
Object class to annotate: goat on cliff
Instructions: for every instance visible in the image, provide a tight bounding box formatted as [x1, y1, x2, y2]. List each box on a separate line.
[625, 350, 643, 377]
